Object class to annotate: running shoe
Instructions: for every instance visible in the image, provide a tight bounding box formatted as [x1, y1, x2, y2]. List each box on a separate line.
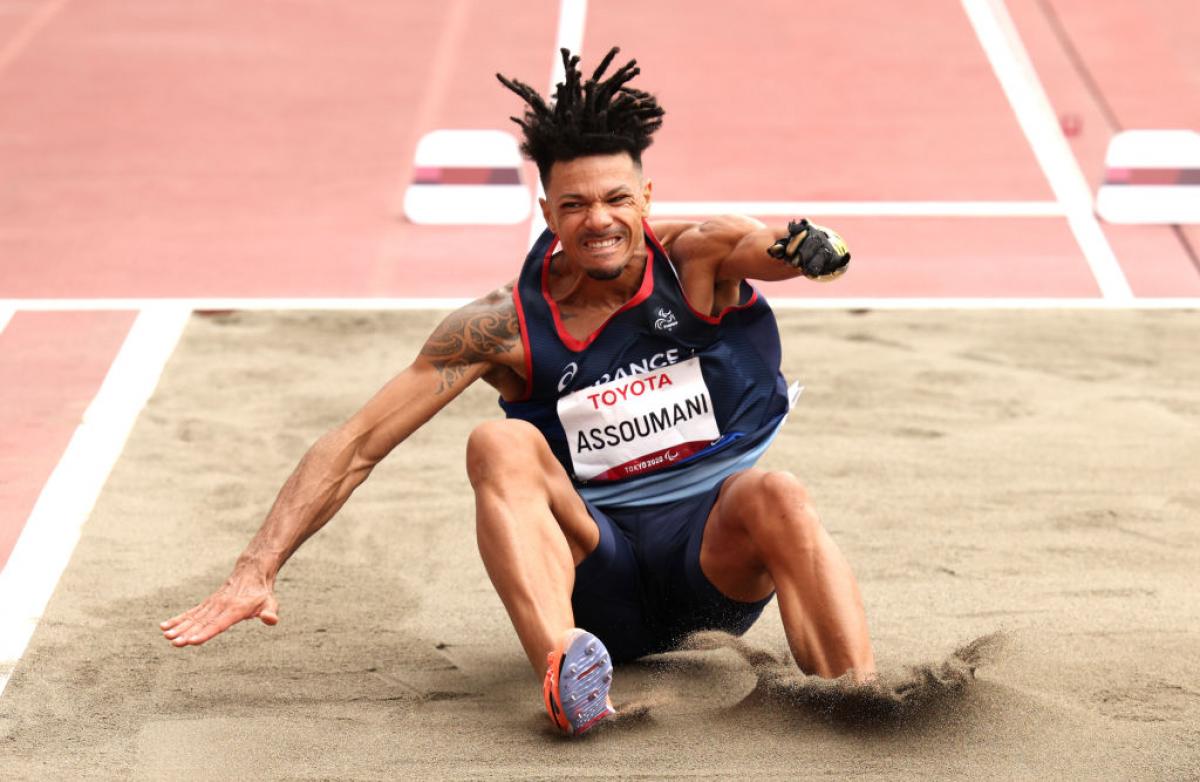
[543, 628, 615, 736]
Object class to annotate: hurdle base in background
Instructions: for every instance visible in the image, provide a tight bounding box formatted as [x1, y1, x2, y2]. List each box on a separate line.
[1095, 130, 1200, 225]
[403, 130, 532, 225]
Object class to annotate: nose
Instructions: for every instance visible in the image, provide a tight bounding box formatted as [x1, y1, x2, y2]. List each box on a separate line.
[584, 202, 614, 231]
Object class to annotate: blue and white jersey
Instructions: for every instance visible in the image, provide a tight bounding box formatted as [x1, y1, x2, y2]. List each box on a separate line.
[499, 220, 795, 509]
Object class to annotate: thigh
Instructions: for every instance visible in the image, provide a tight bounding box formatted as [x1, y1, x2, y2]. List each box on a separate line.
[468, 418, 601, 563]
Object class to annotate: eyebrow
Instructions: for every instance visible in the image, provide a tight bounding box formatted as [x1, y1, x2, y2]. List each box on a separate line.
[557, 186, 631, 203]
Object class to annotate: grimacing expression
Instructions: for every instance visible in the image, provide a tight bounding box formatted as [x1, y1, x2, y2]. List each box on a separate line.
[541, 153, 653, 281]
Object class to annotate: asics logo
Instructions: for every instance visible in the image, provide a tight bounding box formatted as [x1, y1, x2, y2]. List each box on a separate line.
[558, 362, 579, 392]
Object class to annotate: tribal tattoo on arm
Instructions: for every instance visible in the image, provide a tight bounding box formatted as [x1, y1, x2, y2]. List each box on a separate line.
[419, 291, 521, 394]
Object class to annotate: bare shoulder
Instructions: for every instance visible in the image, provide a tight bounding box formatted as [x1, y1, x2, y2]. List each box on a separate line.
[418, 282, 523, 393]
[646, 219, 699, 253]
[652, 215, 766, 268]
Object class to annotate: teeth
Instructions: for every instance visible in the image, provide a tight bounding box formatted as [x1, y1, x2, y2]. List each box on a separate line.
[584, 236, 620, 249]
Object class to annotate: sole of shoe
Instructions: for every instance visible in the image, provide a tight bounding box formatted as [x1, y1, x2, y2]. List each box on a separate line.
[544, 629, 615, 736]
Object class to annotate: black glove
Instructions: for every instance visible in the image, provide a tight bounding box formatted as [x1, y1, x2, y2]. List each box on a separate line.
[766, 219, 851, 281]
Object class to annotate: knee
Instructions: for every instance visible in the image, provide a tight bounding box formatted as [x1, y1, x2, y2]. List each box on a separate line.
[465, 419, 545, 488]
[742, 469, 822, 549]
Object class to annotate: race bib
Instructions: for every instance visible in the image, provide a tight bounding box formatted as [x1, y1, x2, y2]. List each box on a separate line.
[557, 356, 721, 482]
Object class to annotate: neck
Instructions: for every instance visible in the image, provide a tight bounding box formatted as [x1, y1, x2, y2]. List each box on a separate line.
[552, 235, 648, 309]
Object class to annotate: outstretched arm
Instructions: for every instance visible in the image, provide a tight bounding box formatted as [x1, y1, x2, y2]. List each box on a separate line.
[161, 287, 522, 647]
[653, 215, 850, 284]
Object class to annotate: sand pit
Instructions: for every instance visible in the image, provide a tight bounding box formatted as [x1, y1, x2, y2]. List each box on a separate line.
[2, 308, 1198, 779]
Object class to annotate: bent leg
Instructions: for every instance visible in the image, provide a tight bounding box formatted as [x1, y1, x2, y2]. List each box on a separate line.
[699, 468, 875, 680]
[466, 419, 600, 674]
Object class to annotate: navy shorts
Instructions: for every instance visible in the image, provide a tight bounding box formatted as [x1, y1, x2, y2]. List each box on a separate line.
[571, 478, 775, 663]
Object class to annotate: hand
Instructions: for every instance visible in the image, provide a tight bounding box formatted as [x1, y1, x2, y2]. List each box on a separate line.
[766, 219, 851, 281]
[160, 573, 279, 647]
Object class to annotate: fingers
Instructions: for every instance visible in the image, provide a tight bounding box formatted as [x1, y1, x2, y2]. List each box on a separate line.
[163, 606, 237, 647]
[160, 591, 279, 646]
[159, 612, 188, 631]
[174, 608, 242, 646]
[161, 602, 213, 646]
[161, 602, 206, 640]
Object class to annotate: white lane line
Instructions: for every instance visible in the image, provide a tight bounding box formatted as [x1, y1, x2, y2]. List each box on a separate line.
[534, 195, 1065, 247]
[0, 298, 476, 311]
[528, 0, 588, 246]
[551, 0, 587, 83]
[765, 297, 1199, 310]
[651, 201, 1066, 217]
[960, 0, 1133, 301]
[2, 297, 1198, 312]
[0, 308, 13, 335]
[0, 305, 191, 696]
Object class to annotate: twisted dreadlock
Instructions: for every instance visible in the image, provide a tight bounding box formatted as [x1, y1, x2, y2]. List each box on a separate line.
[497, 47, 665, 186]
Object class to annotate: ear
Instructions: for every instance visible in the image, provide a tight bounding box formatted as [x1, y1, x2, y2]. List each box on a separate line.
[641, 178, 653, 216]
[539, 197, 555, 232]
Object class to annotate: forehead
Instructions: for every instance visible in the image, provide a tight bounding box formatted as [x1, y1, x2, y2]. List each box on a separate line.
[546, 153, 642, 196]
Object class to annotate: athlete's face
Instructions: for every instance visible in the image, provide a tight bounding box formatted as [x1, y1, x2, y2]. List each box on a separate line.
[541, 153, 653, 281]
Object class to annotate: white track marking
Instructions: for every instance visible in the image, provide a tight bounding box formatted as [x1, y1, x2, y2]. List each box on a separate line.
[0, 305, 191, 696]
[766, 297, 1198, 310]
[651, 201, 1066, 217]
[538, 197, 1064, 239]
[551, 0, 587, 84]
[2, 297, 1197, 312]
[527, 0, 588, 245]
[0, 308, 13, 335]
[0, 298, 476, 311]
[526, 181, 548, 247]
[960, 0, 1133, 301]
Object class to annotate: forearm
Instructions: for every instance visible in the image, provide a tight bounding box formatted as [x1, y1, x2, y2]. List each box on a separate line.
[233, 427, 374, 582]
[162, 299, 515, 647]
[719, 219, 850, 282]
[729, 227, 805, 281]
[228, 356, 487, 582]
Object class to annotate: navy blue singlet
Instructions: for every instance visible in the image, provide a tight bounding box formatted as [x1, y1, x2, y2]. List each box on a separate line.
[499, 221, 794, 508]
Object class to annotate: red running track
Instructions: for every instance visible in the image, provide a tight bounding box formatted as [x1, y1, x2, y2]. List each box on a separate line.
[0, 311, 135, 569]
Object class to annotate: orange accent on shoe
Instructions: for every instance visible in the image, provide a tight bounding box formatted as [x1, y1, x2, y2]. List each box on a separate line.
[543, 649, 572, 734]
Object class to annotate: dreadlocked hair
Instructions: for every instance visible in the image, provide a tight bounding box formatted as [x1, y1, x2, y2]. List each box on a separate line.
[496, 47, 665, 185]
